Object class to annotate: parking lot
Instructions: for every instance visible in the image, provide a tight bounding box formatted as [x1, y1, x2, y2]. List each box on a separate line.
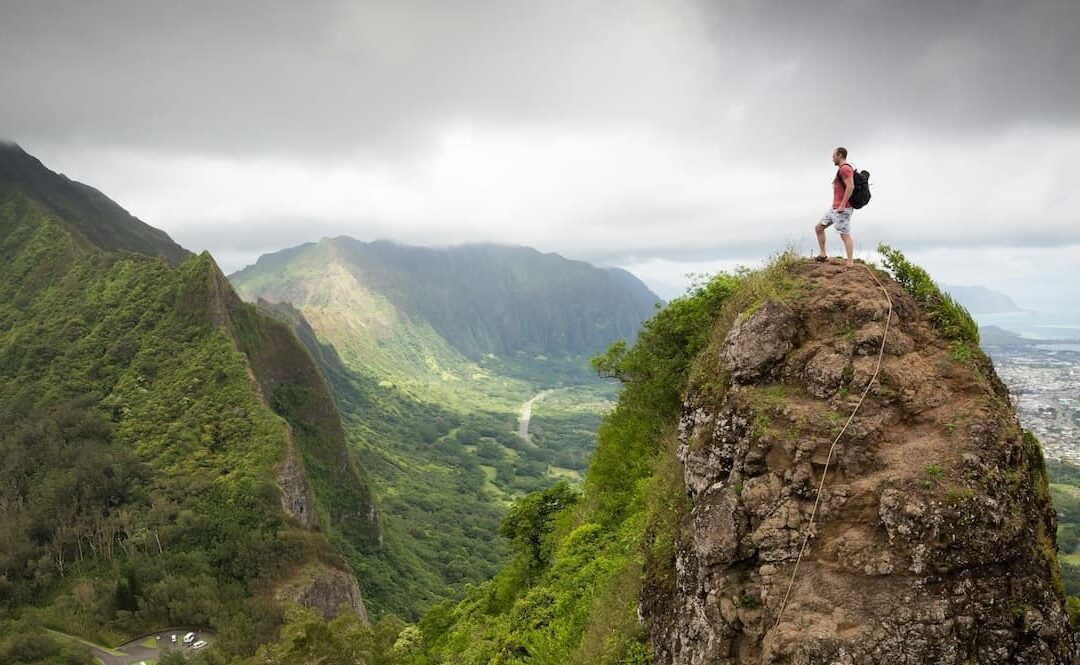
[50, 628, 214, 665]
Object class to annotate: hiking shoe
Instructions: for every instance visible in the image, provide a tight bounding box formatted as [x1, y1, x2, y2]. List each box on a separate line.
[814, 255, 828, 263]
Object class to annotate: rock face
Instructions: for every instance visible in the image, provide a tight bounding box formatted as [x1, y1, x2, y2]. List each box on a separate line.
[645, 260, 1077, 664]
[278, 564, 370, 623]
[721, 300, 798, 384]
[277, 439, 318, 528]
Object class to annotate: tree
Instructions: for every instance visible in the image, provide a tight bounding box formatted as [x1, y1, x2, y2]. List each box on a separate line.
[498, 482, 580, 580]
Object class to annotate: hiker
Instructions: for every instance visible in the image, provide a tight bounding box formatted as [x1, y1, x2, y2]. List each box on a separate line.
[815, 146, 855, 268]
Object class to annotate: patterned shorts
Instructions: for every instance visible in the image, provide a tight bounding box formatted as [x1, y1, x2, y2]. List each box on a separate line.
[819, 207, 853, 234]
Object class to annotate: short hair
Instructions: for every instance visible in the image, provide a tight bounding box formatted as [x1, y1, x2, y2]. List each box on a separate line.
[835, 146, 848, 158]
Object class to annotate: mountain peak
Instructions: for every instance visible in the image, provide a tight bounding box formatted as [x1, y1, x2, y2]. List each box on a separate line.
[941, 283, 1023, 314]
[646, 255, 1076, 663]
[0, 143, 189, 263]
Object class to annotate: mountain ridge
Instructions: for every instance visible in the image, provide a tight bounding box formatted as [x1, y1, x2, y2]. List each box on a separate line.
[231, 235, 662, 363]
[0, 148, 377, 652]
[0, 142, 190, 264]
[229, 235, 640, 619]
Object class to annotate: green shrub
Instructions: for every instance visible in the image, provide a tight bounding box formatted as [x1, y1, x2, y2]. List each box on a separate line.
[877, 244, 979, 346]
[1067, 596, 1080, 633]
[587, 270, 743, 522]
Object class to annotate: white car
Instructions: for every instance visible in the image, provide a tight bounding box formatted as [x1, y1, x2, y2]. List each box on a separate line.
[183, 632, 196, 644]
[192, 640, 208, 650]
[170, 635, 177, 644]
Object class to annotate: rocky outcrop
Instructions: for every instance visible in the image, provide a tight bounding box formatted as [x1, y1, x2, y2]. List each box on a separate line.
[278, 564, 370, 623]
[277, 438, 318, 528]
[645, 260, 1077, 664]
[721, 300, 798, 384]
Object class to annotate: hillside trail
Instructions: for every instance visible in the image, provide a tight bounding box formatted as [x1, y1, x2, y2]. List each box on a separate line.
[774, 260, 893, 627]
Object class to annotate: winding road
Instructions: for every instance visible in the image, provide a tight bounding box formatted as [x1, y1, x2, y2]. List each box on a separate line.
[517, 390, 553, 441]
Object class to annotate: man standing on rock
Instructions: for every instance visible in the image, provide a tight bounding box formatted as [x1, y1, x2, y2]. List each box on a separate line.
[815, 146, 855, 268]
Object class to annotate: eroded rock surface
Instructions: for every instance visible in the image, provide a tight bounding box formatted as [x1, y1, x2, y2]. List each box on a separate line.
[277, 439, 318, 528]
[278, 564, 370, 623]
[644, 260, 1077, 665]
[722, 300, 798, 384]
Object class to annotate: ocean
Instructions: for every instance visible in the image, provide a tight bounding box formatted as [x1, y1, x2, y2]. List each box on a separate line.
[975, 309, 1080, 342]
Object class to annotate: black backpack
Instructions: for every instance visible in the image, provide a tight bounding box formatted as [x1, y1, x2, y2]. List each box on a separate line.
[838, 164, 871, 209]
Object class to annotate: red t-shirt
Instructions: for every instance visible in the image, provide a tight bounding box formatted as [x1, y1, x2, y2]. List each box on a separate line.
[833, 164, 854, 209]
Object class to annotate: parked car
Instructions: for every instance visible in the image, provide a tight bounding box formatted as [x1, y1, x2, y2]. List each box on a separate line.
[193, 640, 208, 650]
[183, 632, 196, 644]
[171, 635, 177, 645]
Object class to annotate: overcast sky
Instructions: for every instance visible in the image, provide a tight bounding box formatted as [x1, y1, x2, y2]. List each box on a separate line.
[2, 0, 1078, 306]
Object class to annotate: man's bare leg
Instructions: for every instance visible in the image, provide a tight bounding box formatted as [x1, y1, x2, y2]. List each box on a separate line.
[840, 232, 854, 267]
[815, 223, 827, 258]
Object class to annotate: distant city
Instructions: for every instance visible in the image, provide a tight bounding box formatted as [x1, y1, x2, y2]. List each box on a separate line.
[985, 344, 1080, 463]
[940, 285, 1080, 463]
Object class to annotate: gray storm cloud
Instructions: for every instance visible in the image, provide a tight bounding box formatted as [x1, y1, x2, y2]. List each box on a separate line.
[1, 0, 721, 155]
[1, 0, 1078, 304]
[5, 0, 1077, 153]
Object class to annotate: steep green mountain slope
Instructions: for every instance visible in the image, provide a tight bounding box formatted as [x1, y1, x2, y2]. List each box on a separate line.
[0, 146, 378, 660]
[232, 239, 509, 403]
[253, 297, 620, 621]
[254, 300, 513, 617]
[0, 142, 189, 264]
[1047, 460, 1080, 594]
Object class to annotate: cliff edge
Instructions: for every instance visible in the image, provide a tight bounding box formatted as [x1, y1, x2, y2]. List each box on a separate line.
[644, 257, 1077, 664]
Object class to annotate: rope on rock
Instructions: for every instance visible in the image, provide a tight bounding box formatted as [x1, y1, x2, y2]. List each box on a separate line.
[773, 261, 894, 629]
